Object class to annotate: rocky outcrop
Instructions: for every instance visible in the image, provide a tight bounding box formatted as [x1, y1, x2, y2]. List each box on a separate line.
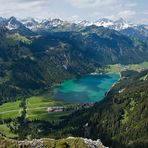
[83, 138, 108, 148]
[0, 136, 107, 148]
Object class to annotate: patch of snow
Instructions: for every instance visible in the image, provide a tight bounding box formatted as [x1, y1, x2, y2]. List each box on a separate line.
[6, 21, 18, 30]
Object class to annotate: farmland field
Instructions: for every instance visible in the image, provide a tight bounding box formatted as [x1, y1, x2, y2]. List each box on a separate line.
[0, 124, 17, 138]
[26, 95, 71, 121]
[0, 94, 71, 121]
[0, 94, 72, 137]
[0, 101, 21, 120]
[97, 62, 148, 73]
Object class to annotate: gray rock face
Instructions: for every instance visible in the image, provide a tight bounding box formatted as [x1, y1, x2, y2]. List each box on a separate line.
[18, 139, 44, 148]
[67, 137, 108, 148]
[82, 138, 108, 148]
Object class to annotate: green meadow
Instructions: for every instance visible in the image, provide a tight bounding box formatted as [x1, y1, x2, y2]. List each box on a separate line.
[127, 61, 148, 71]
[97, 61, 148, 73]
[0, 94, 71, 121]
[0, 101, 21, 120]
[0, 124, 17, 138]
[26, 95, 71, 121]
[0, 94, 72, 138]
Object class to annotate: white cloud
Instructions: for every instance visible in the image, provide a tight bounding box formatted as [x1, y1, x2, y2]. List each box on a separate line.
[66, 0, 117, 8]
[103, 15, 117, 20]
[0, 0, 147, 24]
[140, 18, 148, 24]
[91, 11, 117, 20]
[118, 10, 136, 19]
[0, 0, 54, 18]
[140, 11, 148, 15]
[67, 15, 80, 21]
[124, 2, 137, 8]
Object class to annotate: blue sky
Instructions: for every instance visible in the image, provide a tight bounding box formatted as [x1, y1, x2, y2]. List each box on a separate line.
[0, 0, 148, 24]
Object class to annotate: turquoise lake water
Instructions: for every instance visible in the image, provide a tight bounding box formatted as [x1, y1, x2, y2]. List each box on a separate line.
[53, 73, 120, 103]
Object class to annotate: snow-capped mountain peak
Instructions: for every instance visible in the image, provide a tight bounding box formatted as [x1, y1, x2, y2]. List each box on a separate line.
[6, 16, 23, 30]
[40, 18, 64, 28]
[76, 18, 135, 30]
[77, 20, 93, 26]
[20, 17, 38, 29]
[0, 16, 142, 32]
[94, 18, 114, 28]
[113, 18, 133, 30]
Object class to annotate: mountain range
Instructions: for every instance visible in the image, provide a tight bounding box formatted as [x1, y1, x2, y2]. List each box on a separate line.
[0, 17, 142, 30]
[0, 16, 148, 41]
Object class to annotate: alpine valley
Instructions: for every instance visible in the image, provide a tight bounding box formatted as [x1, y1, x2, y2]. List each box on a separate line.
[0, 17, 148, 148]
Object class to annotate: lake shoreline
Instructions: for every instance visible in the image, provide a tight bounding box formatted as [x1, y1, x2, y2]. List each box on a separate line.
[52, 72, 120, 103]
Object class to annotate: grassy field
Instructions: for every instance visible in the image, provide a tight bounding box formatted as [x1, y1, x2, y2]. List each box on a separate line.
[97, 61, 148, 73]
[27, 110, 70, 121]
[0, 124, 17, 138]
[26, 94, 71, 121]
[127, 62, 148, 71]
[0, 101, 21, 113]
[0, 101, 21, 120]
[97, 64, 121, 73]
[0, 94, 71, 121]
[27, 95, 65, 108]
[0, 94, 72, 138]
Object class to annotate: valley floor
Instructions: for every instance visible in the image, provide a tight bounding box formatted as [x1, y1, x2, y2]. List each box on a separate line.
[0, 62, 148, 141]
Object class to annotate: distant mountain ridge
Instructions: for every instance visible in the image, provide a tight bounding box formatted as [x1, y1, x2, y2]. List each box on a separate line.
[76, 18, 135, 30]
[0, 16, 148, 41]
[0, 16, 147, 31]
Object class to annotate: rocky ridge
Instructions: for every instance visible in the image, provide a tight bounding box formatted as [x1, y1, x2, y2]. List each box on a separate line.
[0, 136, 107, 148]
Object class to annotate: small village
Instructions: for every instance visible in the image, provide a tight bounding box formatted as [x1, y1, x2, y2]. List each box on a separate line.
[47, 103, 94, 113]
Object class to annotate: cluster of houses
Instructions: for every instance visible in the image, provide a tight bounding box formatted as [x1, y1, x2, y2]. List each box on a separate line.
[47, 106, 64, 113]
[121, 65, 148, 72]
[47, 103, 94, 113]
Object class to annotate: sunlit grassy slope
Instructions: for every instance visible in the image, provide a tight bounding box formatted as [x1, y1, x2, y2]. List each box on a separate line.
[97, 61, 148, 73]
[0, 94, 70, 121]
[0, 101, 21, 119]
[26, 95, 71, 121]
[0, 94, 72, 138]
[0, 124, 17, 138]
